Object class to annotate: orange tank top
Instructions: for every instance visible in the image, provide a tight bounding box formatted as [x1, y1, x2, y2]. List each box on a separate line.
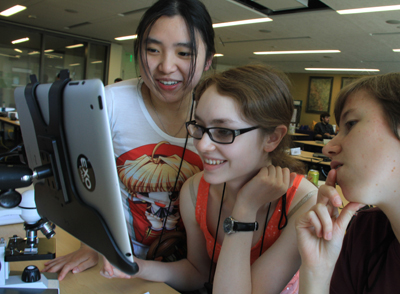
[195, 174, 303, 264]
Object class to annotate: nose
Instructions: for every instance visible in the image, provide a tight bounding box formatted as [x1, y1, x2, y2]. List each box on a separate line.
[158, 52, 177, 74]
[194, 131, 216, 153]
[322, 135, 341, 157]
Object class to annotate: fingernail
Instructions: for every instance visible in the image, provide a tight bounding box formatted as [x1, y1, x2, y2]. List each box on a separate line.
[100, 271, 111, 278]
[334, 197, 342, 206]
[325, 232, 332, 240]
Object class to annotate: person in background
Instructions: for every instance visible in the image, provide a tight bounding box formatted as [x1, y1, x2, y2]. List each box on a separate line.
[296, 73, 400, 293]
[114, 77, 123, 83]
[42, 0, 214, 281]
[101, 64, 317, 294]
[314, 112, 336, 140]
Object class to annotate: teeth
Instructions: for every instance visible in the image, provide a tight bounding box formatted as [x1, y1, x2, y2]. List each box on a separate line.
[160, 80, 178, 85]
[204, 158, 224, 165]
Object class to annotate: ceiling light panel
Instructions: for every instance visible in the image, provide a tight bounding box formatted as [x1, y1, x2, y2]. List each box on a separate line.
[0, 5, 26, 17]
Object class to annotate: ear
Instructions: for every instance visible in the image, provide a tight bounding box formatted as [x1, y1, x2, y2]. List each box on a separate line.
[263, 125, 287, 153]
[204, 57, 213, 71]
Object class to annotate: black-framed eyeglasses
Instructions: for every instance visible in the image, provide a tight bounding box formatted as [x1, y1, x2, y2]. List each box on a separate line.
[185, 120, 259, 144]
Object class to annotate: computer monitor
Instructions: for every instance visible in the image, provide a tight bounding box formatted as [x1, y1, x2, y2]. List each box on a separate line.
[14, 70, 138, 275]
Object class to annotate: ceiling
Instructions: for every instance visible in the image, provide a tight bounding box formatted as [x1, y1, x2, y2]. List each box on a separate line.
[1, 0, 400, 75]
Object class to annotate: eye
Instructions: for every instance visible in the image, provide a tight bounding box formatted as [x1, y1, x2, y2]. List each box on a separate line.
[178, 51, 192, 57]
[147, 47, 159, 54]
[345, 120, 357, 131]
[213, 128, 232, 138]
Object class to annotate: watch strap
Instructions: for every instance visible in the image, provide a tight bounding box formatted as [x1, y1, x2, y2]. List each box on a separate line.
[234, 220, 259, 232]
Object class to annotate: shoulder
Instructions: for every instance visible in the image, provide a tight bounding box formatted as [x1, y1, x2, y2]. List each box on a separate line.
[180, 172, 204, 209]
[347, 207, 391, 239]
[105, 79, 140, 98]
[180, 172, 204, 223]
[288, 177, 318, 217]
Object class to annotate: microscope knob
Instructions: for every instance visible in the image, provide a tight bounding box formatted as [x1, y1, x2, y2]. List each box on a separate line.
[21, 265, 41, 282]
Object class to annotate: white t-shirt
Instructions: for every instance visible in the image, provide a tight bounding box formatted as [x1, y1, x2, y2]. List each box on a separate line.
[105, 79, 203, 259]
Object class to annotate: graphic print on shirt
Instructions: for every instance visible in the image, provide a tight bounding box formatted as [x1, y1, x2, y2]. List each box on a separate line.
[116, 141, 203, 247]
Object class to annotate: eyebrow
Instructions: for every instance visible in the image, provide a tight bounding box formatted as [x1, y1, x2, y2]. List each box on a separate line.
[146, 37, 192, 49]
[194, 114, 238, 125]
[340, 108, 356, 123]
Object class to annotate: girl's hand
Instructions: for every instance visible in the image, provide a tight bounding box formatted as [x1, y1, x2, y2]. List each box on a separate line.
[237, 165, 296, 211]
[295, 169, 364, 273]
[100, 256, 132, 279]
[42, 244, 99, 281]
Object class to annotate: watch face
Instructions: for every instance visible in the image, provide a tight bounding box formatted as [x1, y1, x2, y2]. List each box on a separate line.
[223, 217, 232, 234]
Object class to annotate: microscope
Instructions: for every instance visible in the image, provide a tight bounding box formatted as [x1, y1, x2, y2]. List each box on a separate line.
[0, 165, 59, 293]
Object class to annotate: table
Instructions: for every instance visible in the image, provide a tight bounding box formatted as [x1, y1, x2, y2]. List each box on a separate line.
[288, 133, 309, 137]
[291, 150, 331, 166]
[294, 140, 325, 147]
[2, 223, 179, 294]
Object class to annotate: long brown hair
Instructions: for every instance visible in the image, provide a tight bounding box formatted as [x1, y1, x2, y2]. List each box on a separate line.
[195, 64, 305, 174]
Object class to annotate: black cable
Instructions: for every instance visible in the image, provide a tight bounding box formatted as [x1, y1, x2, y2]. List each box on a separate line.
[259, 202, 272, 256]
[208, 182, 226, 284]
[278, 193, 288, 230]
[153, 95, 195, 258]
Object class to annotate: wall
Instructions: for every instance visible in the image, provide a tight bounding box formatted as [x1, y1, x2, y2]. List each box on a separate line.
[287, 73, 369, 128]
[108, 43, 123, 85]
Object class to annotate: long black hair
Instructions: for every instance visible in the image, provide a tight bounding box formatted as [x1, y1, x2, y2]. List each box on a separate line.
[134, 0, 215, 90]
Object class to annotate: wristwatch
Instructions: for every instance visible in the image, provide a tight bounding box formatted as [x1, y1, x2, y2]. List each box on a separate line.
[223, 216, 258, 235]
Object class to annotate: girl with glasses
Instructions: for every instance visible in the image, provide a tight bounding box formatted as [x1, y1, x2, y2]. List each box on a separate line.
[100, 64, 318, 294]
[296, 73, 400, 293]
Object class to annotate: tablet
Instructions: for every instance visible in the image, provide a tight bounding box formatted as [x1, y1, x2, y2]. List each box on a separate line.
[14, 73, 138, 275]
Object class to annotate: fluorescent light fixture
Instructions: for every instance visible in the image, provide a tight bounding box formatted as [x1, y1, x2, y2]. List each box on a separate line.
[28, 51, 40, 55]
[91, 60, 103, 64]
[305, 68, 380, 72]
[66, 44, 84, 49]
[254, 50, 340, 55]
[0, 5, 26, 17]
[14, 48, 22, 53]
[11, 37, 29, 44]
[393, 49, 400, 52]
[44, 49, 54, 53]
[213, 18, 272, 28]
[337, 5, 400, 15]
[115, 35, 137, 41]
[0, 53, 20, 58]
[214, 53, 224, 57]
[69, 63, 80, 66]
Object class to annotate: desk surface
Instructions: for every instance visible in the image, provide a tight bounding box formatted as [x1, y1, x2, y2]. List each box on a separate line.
[294, 140, 325, 147]
[288, 133, 309, 137]
[0, 116, 20, 127]
[2, 223, 179, 294]
[291, 150, 331, 166]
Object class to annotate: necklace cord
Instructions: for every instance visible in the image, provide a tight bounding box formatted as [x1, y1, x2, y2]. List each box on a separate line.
[259, 202, 272, 256]
[208, 182, 226, 284]
[152, 95, 194, 258]
[278, 193, 288, 230]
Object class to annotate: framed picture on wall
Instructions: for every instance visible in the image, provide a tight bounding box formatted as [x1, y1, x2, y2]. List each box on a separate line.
[306, 76, 333, 114]
[341, 77, 359, 89]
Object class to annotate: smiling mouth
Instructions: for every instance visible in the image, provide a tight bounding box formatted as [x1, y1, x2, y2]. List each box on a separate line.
[204, 158, 225, 165]
[159, 80, 179, 85]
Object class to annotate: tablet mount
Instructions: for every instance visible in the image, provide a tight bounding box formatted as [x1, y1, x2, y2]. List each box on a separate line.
[0, 70, 138, 281]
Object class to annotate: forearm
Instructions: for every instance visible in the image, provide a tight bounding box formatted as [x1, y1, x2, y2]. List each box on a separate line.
[214, 203, 256, 294]
[137, 258, 208, 291]
[299, 264, 333, 294]
[214, 232, 253, 294]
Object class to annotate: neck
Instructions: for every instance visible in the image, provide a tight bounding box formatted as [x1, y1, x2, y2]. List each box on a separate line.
[142, 84, 192, 137]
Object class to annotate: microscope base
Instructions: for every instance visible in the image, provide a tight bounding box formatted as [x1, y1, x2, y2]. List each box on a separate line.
[0, 271, 59, 293]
